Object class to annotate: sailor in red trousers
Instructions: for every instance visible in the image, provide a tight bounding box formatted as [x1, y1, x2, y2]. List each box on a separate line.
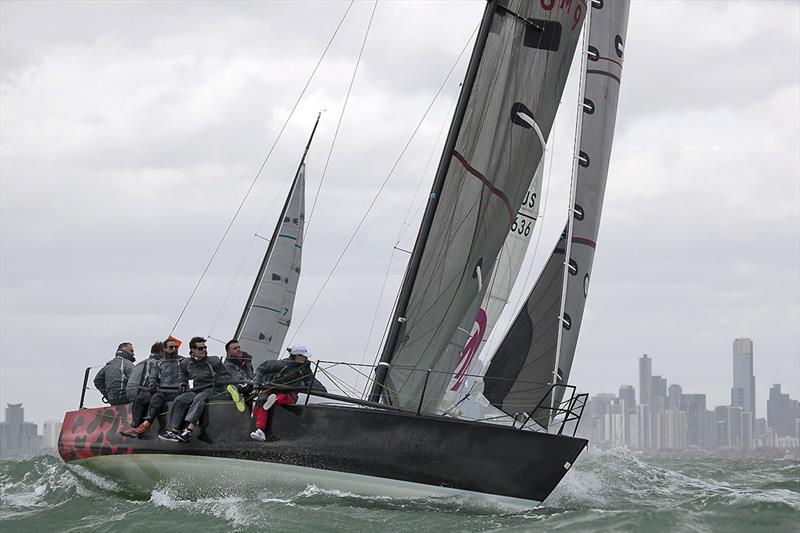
[250, 345, 315, 441]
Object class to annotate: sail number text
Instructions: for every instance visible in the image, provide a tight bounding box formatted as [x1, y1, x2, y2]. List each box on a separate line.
[511, 216, 532, 236]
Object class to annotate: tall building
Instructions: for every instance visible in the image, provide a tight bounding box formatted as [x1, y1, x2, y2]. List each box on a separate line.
[0, 403, 42, 458]
[651, 375, 667, 410]
[43, 420, 62, 450]
[767, 384, 800, 437]
[668, 384, 682, 410]
[618, 385, 636, 415]
[639, 354, 652, 406]
[731, 338, 756, 416]
[0, 403, 25, 453]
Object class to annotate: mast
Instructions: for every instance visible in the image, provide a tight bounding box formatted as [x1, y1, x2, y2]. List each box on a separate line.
[368, 1, 499, 403]
[552, 8, 592, 386]
[234, 113, 321, 340]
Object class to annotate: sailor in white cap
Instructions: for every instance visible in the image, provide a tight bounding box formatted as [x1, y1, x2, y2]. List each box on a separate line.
[250, 344, 314, 441]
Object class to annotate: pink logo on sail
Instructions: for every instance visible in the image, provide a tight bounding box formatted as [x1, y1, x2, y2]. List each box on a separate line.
[450, 308, 488, 391]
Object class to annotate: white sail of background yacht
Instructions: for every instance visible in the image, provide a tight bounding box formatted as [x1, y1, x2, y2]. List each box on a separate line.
[482, 0, 630, 425]
[235, 116, 319, 368]
[370, 0, 586, 412]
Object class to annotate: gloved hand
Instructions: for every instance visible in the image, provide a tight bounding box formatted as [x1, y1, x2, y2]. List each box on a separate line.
[178, 383, 187, 394]
[148, 382, 158, 393]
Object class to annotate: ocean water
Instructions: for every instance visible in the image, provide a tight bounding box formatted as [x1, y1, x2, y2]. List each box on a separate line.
[1, 448, 798, 532]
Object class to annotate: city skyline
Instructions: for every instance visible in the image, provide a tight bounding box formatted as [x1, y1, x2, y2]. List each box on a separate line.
[577, 338, 800, 451]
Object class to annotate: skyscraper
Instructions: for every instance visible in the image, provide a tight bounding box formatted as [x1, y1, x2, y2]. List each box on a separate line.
[731, 338, 756, 416]
[618, 385, 636, 415]
[651, 375, 668, 410]
[668, 383, 683, 410]
[0, 403, 42, 458]
[767, 384, 800, 437]
[639, 354, 652, 406]
[43, 420, 62, 450]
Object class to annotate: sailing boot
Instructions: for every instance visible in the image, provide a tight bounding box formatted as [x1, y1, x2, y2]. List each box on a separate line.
[119, 426, 140, 438]
[132, 420, 151, 435]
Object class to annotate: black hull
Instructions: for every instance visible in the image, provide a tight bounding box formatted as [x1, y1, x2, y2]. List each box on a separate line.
[60, 401, 587, 505]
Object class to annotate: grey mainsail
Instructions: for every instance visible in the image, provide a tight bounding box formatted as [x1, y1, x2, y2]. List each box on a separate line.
[235, 117, 319, 367]
[371, 0, 586, 412]
[483, 0, 630, 423]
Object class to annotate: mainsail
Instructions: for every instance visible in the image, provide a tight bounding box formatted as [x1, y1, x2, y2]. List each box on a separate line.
[483, 0, 630, 422]
[371, 0, 586, 412]
[235, 117, 319, 367]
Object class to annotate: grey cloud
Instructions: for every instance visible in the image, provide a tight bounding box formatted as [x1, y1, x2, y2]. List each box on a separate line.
[1, 1, 798, 424]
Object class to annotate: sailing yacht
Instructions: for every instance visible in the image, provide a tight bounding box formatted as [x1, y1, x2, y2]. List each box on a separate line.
[58, 0, 630, 508]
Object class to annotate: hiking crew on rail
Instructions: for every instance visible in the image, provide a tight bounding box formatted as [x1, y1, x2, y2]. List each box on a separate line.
[95, 337, 326, 443]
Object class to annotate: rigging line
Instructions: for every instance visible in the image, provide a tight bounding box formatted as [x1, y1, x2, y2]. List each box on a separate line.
[305, 0, 378, 240]
[358, 85, 461, 392]
[287, 24, 481, 347]
[207, 231, 259, 339]
[209, 114, 319, 340]
[169, 0, 356, 336]
[358, 249, 397, 394]
[396, 85, 461, 245]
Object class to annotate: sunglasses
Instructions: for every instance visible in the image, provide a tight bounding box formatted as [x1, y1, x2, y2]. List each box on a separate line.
[166, 346, 177, 350]
[195, 346, 208, 351]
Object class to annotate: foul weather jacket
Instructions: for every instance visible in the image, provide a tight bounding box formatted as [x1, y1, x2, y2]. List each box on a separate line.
[94, 351, 135, 404]
[253, 358, 326, 392]
[147, 353, 185, 390]
[125, 354, 163, 401]
[223, 353, 254, 382]
[178, 355, 230, 391]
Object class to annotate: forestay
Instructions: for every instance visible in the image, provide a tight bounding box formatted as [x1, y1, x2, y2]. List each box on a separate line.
[374, 0, 586, 412]
[482, 0, 630, 423]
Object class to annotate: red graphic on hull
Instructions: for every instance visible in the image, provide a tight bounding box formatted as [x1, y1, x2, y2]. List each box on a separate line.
[59, 405, 135, 461]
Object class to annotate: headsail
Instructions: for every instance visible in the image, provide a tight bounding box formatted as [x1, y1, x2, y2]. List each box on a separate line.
[235, 117, 319, 367]
[483, 0, 631, 423]
[371, 0, 586, 412]
[438, 161, 544, 413]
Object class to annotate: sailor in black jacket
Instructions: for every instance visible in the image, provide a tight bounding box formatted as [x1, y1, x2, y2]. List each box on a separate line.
[250, 345, 325, 441]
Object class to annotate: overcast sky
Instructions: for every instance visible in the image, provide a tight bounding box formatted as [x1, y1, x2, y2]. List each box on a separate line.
[1, 0, 798, 426]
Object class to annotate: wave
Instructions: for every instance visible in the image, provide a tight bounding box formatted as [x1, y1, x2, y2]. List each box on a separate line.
[2, 452, 799, 532]
[547, 447, 800, 510]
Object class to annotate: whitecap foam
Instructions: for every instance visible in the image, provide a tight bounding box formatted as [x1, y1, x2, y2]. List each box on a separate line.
[149, 485, 255, 526]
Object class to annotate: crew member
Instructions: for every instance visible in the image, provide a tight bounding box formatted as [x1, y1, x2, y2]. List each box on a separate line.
[159, 337, 242, 443]
[250, 345, 324, 441]
[93, 342, 136, 406]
